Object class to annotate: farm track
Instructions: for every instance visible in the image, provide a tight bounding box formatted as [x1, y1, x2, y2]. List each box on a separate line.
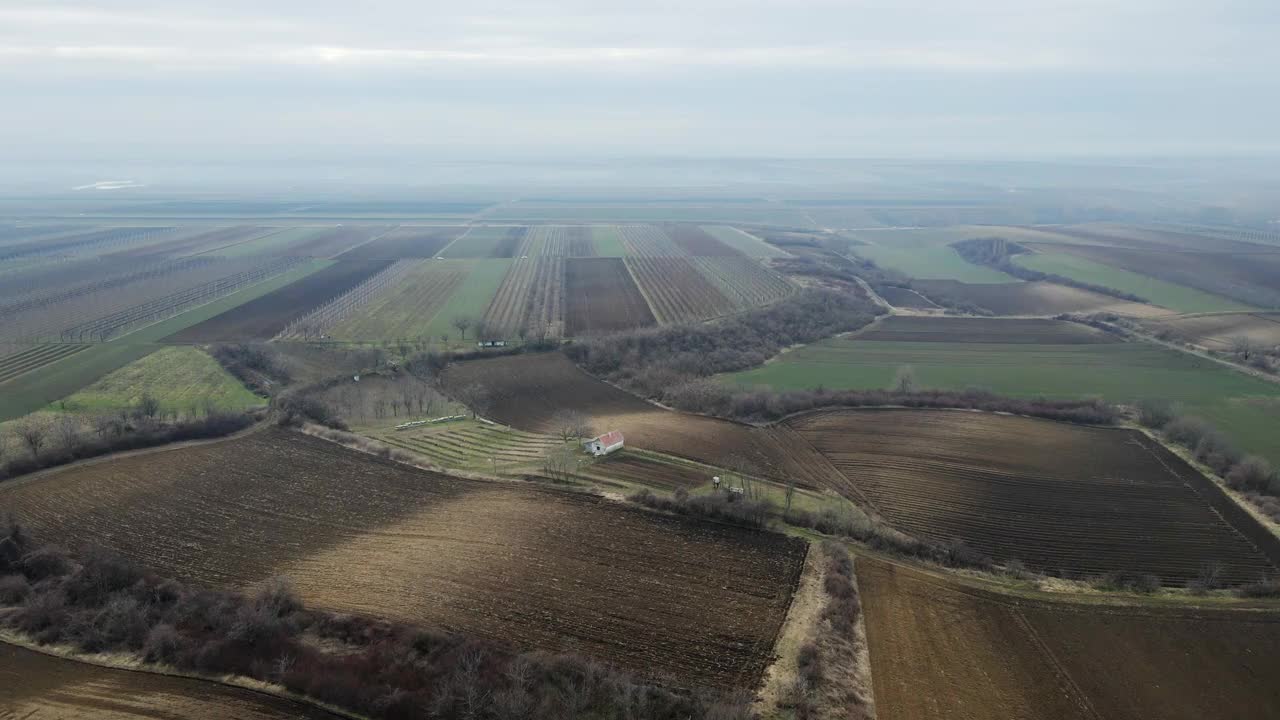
[563, 257, 656, 335]
[481, 257, 564, 338]
[0, 429, 805, 688]
[0, 343, 88, 384]
[858, 556, 1280, 720]
[790, 409, 1279, 584]
[625, 256, 736, 323]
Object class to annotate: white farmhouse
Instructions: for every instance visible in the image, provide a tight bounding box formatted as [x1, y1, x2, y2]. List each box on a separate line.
[583, 430, 625, 457]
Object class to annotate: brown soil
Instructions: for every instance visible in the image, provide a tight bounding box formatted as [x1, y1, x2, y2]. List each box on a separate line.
[857, 315, 1118, 344]
[584, 450, 715, 491]
[858, 556, 1280, 720]
[0, 429, 805, 688]
[0, 642, 339, 719]
[442, 352, 844, 489]
[167, 259, 393, 341]
[913, 279, 1169, 317]
[290, 225, 390, 258]
[789, 409, 1279, 584]
[625, 256, 736, 323]
[335, 225, 465, 259]
[877, 286, 938, 309]
[663, 224, 742, 256]
[1139, 311, 1280, 350]
[563, 257, 657, 335]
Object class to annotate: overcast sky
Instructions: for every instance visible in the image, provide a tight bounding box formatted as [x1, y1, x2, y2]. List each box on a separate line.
[3, 0, 1278, 177]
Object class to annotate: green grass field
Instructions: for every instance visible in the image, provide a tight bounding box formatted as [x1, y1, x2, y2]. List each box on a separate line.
[420, 259, 511, 341]
[439, 226, 520, 258]
[727, 337, 1280, 465]
[699, 226, 789, 257]
[589, 226, 627, 256]
[212, 226, 320, 257]
[1014, 251, 1255, 313]
[0, 260, 329, 421]
[56, 346, 260, 414]
[852, 245, 1017, 282]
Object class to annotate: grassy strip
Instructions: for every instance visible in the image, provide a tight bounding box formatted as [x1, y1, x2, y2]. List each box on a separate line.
[1014, 251, 1254, 313]
[852, 245, 1015, 282]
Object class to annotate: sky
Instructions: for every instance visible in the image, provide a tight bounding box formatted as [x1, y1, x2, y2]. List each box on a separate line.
[2, 0, 1278, 183]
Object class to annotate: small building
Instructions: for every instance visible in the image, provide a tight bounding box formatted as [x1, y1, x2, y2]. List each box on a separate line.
[583, 430, 624, 457]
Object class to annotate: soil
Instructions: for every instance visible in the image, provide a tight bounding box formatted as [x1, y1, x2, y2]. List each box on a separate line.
[563, 257, 657, 335]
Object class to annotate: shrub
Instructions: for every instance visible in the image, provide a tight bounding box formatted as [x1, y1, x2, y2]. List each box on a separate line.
[1135, 399, 1176, 429]
[1227, 456, 1275, 493]
[1164, 416, 1211, 447]
[0, 574, 31, 604]
[20, 546, 73, 581]
[1235, 577, 1280, 598]
[1093, 570, 1162, 594]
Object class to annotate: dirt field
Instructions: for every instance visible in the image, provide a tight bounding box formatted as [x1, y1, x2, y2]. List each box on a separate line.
[626, 256, 736, 323]
[1139, 311, 1280, 350]
[584, 451, 715, 492]
[336, 225, 465, 259]
[481, 257, 564, 337]
[441, 352, 843, 489]
[663, 224, 741, 256]
[0, 643, 339, 719]
[913, 279, 1169, 317]
[856, 315, 1118, 344]
[521, 226, 596, 256]
[288, 225, 390, 257]
[789, 409, 1278, 584]
[168, 259, 391, 341]
[0, 429, 805, 688]
[876, 285, 938, 308]
[563, 257, 656, 335]
[858, 557, 1280, 720]
[617, 225, 686, 256]
[327, 260, 469, 341]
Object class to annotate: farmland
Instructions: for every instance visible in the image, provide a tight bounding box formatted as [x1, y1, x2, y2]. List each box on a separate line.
[439, 226, 526, 258]
[690, 256, 796, 308]
[626, 256, 736, 323]
[1139, 311, 1280, 350]
[0, 343, 88, 385]
[853, 245, 1016, 282]
[727, 316, 1280, 464]
[0, 428, 807, 687]
[285, 224, 390, 257]
[441, 352, 843, 489]
[0, 643, 339, 719]
[1014, 249, 1255, 313]
[371, 420, 565, 471]
[912, 278, 1168, 316]
[790, 409, 1278, 583]
[877, 285, 938, 308]
[481, 257, 564, 338]
[616, 225, 686, 256]
[327, 260, 468, 341]
[663, 223, 740, 255]
[700, 225, 790, 258]
[563, 257, 657, 335]
[589, 225, 627, 256]
[339, 225, 465, 259]
[56, 346, 261, 414]
[858, 558, 1280, 720]
[519, 225, 596, 256]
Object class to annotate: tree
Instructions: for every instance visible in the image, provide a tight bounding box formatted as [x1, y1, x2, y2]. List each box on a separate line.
[453, 383, 490, 419]
[550, 409, 591, 442]
[16, 420, 47, 459]
[784, 483, 796, 513]
[542, 445, 578, 483]
[891, 365, 917, 394]
[135, 393, 161, 420]
[54, 415, 83, 452]
[452, 316, 473, 341]
[1229, 336, 1258, 359]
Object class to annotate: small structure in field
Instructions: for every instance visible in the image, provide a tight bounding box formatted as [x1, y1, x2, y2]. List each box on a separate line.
[583, 430, 624, 457]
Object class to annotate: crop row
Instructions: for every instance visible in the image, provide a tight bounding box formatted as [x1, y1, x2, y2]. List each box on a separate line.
[0, 256, 221, 317]
[690, 256, 795, 308]
[0, 343, 88, 385]
[0, 226, 176, 261]
[616, 225, 686, 256]
[481, 257, 565, 339]
[625, 256, 736, 324]
[519, 226, 596, 257]
[275, 259, 420, 340]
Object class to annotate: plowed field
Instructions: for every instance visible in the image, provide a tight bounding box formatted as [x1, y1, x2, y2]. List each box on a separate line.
[855, 316, 1117, 344]
[1139, 311, 1280, 350]
[626, 256, 736, 323]
[167, 259, 390, 341]
[663, 223, 741, 256]
[441, 352, 843, 489]
[289, 225, 390, 257]
[877, 286, 938, 308]
[338, 225, 465, 259]
[789, 409, 1279, 584]
[0, 643, 339, 719]
[859, 557, 1280, 720]
[521, 226, 596, 256]
[913, 279, 1168, 317]
[481, 257, 564, 338]
[563, 257, 656, 335]
[0, 429, 805, 688]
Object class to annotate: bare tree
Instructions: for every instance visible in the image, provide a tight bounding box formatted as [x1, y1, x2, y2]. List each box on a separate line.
[1229, 336, 1258, 359]
[784, 482, 797, 513]
[550, 409, 592, 442]
[542, 445, 578, 483]
[16, 420, 48, 459]
[54, 415, 83, 452]
[891, 365, 918, 393]
[135, 392, 161, 420]
[452, 316, 473, 341]
[453, 383, 490, 419]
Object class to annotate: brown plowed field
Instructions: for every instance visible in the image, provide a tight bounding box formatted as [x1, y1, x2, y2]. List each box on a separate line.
[481, 257, 564, 337]
[663, 223, 742, 256]
[336, 225, 465, 259]
[1139, 311, 1280, 350]
[789, 409, 1279, 584]
[0, 429, 804, 688]
[563, 257, 656, 335]
[858, 557, 1280, 720]
[913, 279, 1169, 317]
[585, 451, 714, 491]
[441, 352, 845, 489]
[857, 315, 1118, 344]
[625, 256, 736, 323]
[167, 259, 393, 341]
[876, 285, 938, 308]
[289, 225, 390, 257]
[0, 643, 339, 719]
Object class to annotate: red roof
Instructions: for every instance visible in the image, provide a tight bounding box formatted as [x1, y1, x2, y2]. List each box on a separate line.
[595, 431, 624, 446]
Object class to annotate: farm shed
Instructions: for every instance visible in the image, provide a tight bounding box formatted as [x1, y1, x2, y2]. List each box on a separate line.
[584, 431, 624, 456]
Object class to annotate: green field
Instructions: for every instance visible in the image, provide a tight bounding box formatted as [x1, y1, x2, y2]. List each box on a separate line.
[852, 244, 1016, 282]
[590, 226, 627, 256]
[439, 226, 521, 258]
[420, 259, 511, 341]
[700, 226, 790, 257]
[728, 337, 1280, 465]
[1014, 251, 1254, 313]
[487, 204, 815, 226]
[212, 226, 319, 257]
[56, 346, 260, 414]
[0, 260, 329, 421]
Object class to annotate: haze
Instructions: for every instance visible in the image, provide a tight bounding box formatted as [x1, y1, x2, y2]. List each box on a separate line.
[4, 0, 1279, 189]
